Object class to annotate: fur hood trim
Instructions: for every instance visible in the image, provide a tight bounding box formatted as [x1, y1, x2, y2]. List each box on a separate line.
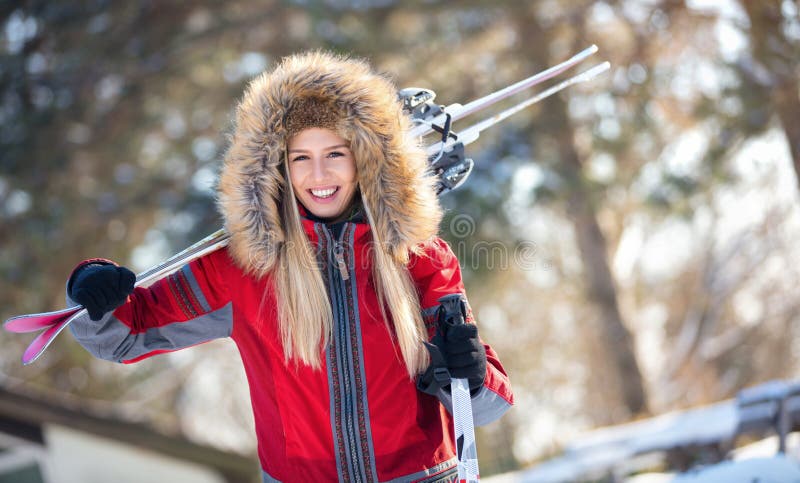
[217, 51, 442, 277]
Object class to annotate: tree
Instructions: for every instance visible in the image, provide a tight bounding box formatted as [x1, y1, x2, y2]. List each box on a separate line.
[740, 0, 800, 191]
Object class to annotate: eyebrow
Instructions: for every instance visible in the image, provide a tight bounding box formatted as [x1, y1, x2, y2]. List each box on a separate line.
[288, 144, 349, 153]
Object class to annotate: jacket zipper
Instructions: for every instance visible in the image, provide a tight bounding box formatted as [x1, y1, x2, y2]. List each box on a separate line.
[333, 242, 349, 281]
[325, 223, 368, 482]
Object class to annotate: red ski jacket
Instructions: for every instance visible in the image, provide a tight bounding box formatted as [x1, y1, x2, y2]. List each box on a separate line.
[69, 217, 513, 483]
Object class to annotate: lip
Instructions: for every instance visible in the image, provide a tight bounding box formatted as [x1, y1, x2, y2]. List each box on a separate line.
[308, 186, 340, 204]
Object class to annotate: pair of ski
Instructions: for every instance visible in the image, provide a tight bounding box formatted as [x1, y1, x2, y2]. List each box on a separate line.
[3, 45, 609, 483]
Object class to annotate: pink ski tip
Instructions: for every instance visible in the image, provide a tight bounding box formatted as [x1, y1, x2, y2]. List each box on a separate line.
[22, 321, 67, 365]
[4, 307, 81, 333]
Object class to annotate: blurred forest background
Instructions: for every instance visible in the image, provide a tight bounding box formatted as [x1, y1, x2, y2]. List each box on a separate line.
[1, 0, 799, 478]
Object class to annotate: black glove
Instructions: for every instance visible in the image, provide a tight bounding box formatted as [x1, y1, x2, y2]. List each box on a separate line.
[417, 298, 487, 396]
[438, 323, 486, 392]
[68, 264, 136, 321]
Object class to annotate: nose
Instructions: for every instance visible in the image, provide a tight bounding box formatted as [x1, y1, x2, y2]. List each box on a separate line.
[310, 156, 328, 182]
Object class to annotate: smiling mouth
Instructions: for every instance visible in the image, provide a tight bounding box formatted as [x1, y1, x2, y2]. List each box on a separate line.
[309, 187, 339, 199]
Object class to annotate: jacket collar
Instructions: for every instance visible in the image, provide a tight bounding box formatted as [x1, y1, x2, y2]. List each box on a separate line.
[298, 200, 371, 244]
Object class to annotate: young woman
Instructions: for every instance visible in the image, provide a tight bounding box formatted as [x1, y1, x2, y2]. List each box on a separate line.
[67, 51, 513, 482]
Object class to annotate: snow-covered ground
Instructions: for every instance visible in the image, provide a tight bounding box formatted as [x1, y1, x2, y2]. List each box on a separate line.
[487, 442, 800, 483]
[485, 379, 800, 482]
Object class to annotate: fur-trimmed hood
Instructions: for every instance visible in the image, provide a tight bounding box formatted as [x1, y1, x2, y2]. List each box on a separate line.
[217, 51, 442, 277]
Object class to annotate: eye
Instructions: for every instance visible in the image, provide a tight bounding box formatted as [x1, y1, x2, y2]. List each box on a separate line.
[327, 151, 345, 158]
[291, 154, 309, 162]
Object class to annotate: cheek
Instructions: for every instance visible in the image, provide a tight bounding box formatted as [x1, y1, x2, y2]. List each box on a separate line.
[288, 164, 304, 191]
[344, 161, 357, 183]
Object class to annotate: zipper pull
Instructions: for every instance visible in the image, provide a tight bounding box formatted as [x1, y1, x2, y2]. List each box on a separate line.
[334, 244, 349, 281]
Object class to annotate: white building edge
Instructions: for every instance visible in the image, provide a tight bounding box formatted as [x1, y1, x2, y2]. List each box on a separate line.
[0, 386, 258, 483]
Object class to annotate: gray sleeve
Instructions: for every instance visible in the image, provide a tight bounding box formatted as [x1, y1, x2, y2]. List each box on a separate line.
[435, 385, 513, 427]
[66, 263, 233, 363]
[68, 302, 233, 363]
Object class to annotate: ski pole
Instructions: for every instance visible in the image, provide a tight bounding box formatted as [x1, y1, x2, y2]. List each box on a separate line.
[438, 294, 480, 482]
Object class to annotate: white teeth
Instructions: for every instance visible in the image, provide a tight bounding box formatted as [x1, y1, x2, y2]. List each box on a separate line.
[311, 188, 337, 198]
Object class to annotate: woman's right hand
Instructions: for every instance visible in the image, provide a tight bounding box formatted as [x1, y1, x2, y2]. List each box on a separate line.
[69, 264, 136, 321]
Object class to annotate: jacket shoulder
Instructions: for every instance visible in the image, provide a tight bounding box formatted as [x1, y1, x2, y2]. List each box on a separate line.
[407, 236, 465, 303]
[408, 237, 458, 275]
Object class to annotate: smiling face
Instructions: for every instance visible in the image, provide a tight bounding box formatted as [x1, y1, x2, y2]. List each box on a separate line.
[287, 127, 359, 222]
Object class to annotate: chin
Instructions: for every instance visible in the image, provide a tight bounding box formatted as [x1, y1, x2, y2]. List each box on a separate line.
[307, 205, 345, 220]
[316, 210, 340, 219]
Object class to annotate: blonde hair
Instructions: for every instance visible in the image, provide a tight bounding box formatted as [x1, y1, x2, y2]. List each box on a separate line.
[274, 156, 428, 378]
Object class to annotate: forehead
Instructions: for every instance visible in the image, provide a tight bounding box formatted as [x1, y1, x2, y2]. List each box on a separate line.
[287, 127, 348, 150]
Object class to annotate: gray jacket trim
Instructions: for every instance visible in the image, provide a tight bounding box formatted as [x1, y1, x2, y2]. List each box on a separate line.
[68, 302, 233, 362]
[261, 469, 282, 483]
[382, 457, 458, 483]
[436, 385, 512, 427]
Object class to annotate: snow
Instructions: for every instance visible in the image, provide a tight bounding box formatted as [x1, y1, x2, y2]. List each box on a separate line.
[738, 380, 800, 406]
[484, 379, 800, 482]
[671, 456, 800, 482]
[486, 453, 800, 483]
[492, 400, 736, 482]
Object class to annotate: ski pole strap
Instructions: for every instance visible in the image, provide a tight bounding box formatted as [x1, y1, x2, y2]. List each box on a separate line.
[417, 342, 451, 396]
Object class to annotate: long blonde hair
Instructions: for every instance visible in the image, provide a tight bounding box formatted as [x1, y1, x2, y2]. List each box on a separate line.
[273, 158, 429, 378]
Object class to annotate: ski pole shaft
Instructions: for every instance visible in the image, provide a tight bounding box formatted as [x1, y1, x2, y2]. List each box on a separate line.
[438, 294, 480, 482]
[452, 377, 479, 482]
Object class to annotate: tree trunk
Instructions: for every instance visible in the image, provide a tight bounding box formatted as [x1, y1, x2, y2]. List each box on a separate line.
[557, 98, 649, 418]
[742, 0, 800, 191]
[514, 8, 649, 419]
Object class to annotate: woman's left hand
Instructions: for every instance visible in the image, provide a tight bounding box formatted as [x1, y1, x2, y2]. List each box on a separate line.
[417, 323, 487, 396]
[437, 323, 486, 392]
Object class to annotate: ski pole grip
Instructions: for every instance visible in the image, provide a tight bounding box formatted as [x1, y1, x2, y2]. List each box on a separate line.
[437, 293, 467, 336]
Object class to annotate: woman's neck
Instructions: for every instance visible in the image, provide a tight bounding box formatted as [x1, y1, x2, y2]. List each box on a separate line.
[301, 197, 363, 225]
